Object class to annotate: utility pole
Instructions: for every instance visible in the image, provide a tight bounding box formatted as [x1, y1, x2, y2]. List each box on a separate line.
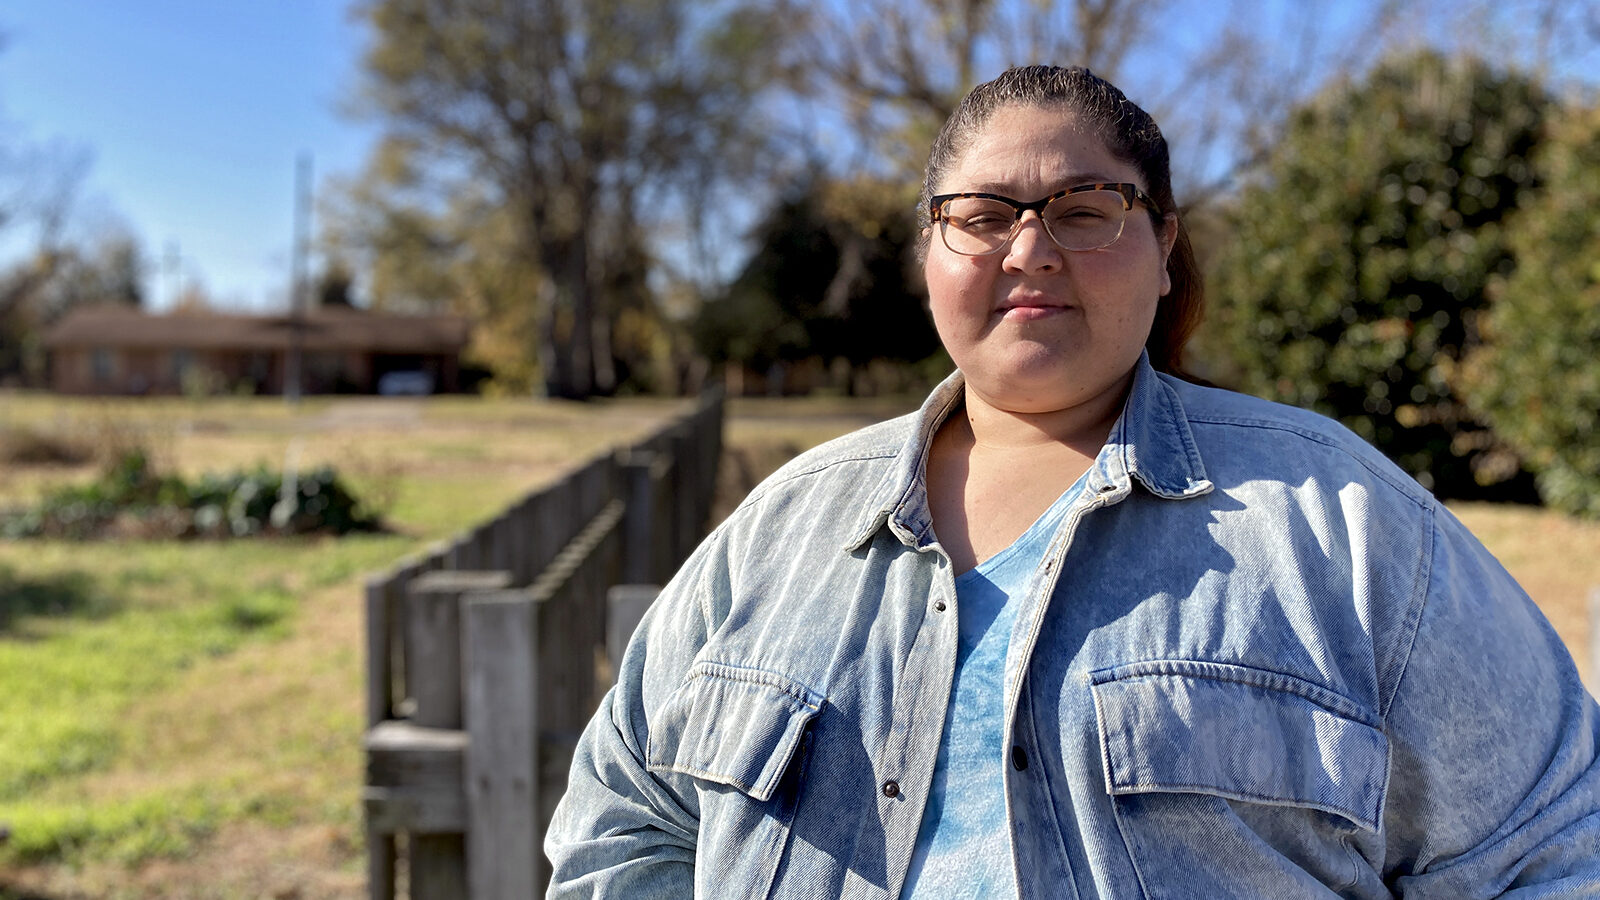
[164, 240, 181, 310]
[285, 152, 312, 404]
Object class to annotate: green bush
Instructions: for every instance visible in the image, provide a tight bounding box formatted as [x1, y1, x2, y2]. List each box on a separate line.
[1, 451, 384, 540]
[1460, 106, 1600, 516]
[1203, 51, 1549, 499]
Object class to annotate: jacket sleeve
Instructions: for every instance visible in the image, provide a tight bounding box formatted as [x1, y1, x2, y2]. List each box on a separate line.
[1382, 507, 1600, 897]
[544, 537, 729, 897]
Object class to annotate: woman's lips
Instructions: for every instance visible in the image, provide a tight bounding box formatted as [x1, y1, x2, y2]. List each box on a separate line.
[998, 300, 1070, 322]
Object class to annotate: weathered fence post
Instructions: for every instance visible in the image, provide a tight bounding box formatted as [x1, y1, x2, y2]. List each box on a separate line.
[407, 571, 510, 729]
[464, 588, 542, 899]
[365, 722, 469, 896]
[606, 585, 660, 686]
[621, 449, 678, 586]
[698, 386, 726, 527]
[669, 422, 698, 565]
[364, 575, 398, 900]
[508, 496, 535, 584]
[378, 570, 511, 899]
[620, 451, 657, 585]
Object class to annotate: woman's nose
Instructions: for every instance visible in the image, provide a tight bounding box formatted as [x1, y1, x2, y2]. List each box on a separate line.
[1002, 211, 1063, 273]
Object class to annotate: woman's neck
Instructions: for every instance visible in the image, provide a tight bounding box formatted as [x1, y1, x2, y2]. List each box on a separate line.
[957, 375, 1129, 457]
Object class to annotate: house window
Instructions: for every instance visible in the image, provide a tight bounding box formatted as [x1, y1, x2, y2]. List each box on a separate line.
[172, 349, 193, 381]
[91, 349, 114, 383]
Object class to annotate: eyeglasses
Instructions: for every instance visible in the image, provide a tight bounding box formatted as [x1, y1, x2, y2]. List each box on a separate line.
[929, 183, 1163, 256]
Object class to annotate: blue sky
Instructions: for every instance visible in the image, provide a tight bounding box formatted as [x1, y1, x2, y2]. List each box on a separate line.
[0, 1, 378, 312]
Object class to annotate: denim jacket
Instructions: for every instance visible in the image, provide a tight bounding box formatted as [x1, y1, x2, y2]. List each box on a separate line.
[546, 356, 1600, 899]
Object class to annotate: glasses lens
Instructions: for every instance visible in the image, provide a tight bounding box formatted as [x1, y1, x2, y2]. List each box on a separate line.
[1041, 190, 1128, 251]
[939, 197, 1017, 255]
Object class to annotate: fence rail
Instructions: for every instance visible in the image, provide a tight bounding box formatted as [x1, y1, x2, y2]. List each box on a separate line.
[362, 386, 724, 899]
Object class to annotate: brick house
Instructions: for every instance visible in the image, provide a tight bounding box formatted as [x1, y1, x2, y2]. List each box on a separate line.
[43, 306, 471, 395]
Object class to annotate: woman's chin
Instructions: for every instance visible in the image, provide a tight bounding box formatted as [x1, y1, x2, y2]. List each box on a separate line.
[964, 352, 1138, 417]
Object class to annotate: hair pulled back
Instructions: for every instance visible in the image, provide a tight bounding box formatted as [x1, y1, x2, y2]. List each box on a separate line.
[919, 65, 1204, 378]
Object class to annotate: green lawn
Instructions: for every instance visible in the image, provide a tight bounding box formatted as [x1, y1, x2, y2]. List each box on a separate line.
[0, 392, 681, 898]
[0, 536, 408, 863]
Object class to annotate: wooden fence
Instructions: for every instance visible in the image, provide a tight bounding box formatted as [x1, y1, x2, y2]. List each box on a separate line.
[361, 386, 724, 899]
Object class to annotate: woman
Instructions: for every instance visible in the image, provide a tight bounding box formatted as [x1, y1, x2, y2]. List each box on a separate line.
[546, 66, 1600, 898]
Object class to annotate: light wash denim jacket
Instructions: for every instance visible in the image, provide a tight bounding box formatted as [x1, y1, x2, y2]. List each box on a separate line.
[547, 356, 1600, 899]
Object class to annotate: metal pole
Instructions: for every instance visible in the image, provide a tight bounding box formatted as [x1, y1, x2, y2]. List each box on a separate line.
[286, 152, 312, 404]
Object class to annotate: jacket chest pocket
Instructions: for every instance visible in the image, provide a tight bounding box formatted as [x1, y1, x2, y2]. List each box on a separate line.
[647, 661, 823, 898]
[1090, 661, 1388, 899]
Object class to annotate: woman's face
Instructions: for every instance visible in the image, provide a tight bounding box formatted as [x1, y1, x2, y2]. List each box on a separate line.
[925, 103, 1176, 417]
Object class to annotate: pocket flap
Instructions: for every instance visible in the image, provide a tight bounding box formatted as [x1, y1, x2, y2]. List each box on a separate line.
[1091, 661, 1388, 831]
[647, 661, 824, 802]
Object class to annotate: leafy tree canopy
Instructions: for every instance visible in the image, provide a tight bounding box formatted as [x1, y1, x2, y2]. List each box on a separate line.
[1460, 104, 1600, 516]
[694, 173, 939, 389]
[1203, 50, 1551, 499]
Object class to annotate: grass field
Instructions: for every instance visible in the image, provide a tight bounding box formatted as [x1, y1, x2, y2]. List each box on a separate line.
[0, 392, 685, 899]
[0, 391, 1596, 898]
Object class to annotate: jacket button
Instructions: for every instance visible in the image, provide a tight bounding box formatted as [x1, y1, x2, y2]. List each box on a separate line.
[881, 780, 900, 798]
[1011, 745, 1029, 771]
[933, 600, 947, 612]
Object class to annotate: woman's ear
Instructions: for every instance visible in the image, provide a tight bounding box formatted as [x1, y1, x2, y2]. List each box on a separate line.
[1160, 213, 1179, 260]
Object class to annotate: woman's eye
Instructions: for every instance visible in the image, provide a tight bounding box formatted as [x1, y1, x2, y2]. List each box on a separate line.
[1053, 205, 1108, 223]
[957, 213, 1012, 233]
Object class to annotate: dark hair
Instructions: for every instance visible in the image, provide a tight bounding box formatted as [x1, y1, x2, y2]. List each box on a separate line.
[918, 65, 1204, 378]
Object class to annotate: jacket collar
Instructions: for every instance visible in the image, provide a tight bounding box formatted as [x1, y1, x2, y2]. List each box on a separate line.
[1103, 353, 1214, 501]
[843, 352, 1212, 552]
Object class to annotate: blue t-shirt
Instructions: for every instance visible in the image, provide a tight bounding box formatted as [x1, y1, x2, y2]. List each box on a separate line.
[902, 476, 1088, 899]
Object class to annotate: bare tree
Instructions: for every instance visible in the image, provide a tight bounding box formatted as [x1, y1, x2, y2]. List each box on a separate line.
[770, 0, 1170, 186]
[770, 0, 1436, 208]
[352, 0, 783, 398]
[0, 138, 91, 321]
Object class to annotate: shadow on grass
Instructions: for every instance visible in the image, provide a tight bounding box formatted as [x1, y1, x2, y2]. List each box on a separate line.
[0, 885, 66, 900]
[0, 850, 67, 900]
[0, 565, 113, 634]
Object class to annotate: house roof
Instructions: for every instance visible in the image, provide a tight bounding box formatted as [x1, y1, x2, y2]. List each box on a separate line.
[43, 306, 471, 354]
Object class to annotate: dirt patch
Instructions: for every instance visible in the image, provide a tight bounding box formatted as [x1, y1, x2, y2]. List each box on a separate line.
[0, 821, 364, 900]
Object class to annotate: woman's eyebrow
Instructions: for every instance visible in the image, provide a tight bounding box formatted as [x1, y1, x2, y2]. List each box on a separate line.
[969, 173, 1123, 195]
